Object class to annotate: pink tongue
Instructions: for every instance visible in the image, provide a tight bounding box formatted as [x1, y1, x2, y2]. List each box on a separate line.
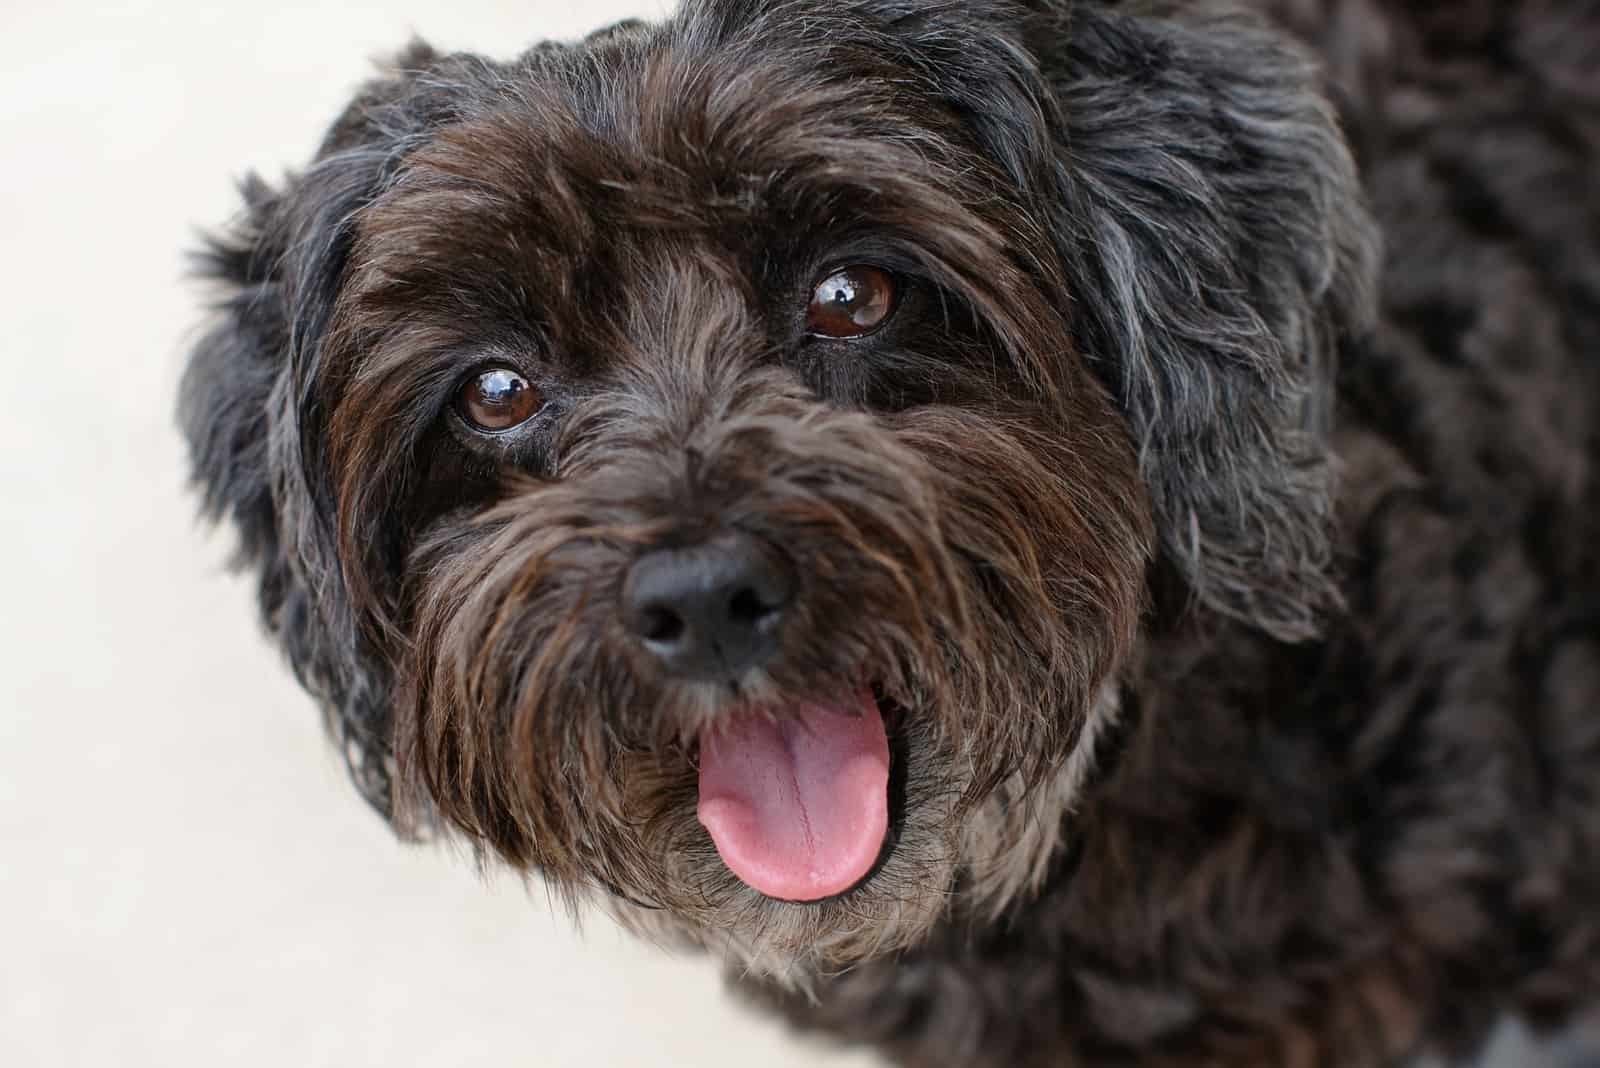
[697, 692, 889, 902]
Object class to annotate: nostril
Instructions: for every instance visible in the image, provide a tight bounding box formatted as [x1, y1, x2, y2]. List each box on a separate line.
[640, 603, 686, 645]
[727, 586, 778, 627]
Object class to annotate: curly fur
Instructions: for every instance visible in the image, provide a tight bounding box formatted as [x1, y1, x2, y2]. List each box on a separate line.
[181, 0, 1600, 1063]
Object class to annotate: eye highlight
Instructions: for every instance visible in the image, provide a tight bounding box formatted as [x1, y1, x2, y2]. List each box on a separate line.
[806, 265, 897, 339]
[455, 367, 543, 432]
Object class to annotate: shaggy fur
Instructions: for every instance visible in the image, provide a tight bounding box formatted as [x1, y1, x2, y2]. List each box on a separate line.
[181, 0, 1600, 1064]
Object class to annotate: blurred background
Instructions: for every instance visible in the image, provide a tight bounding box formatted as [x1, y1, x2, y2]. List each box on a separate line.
[0, 2, 877, 1065]
[0, 2, 1585, 1066]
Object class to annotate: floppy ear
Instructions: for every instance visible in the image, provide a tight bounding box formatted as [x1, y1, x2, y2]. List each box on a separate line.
[180, 41, 466, 819]
[1034, 0, 1380, 639]
[812, 0, 1378, 637]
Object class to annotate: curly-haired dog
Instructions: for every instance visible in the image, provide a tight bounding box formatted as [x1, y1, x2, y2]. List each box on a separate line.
[181, 0, 1600, 1063]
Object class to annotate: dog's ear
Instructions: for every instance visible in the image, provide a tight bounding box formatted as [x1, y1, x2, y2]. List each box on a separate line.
[180, 41, 463, 819]
[719, 0, 1379, 638]
[1031, 1, 1381, 639]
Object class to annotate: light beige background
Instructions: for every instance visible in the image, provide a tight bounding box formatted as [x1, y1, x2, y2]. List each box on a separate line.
[0, 2, 877, 1065]
[0, 2, 1576, 1066]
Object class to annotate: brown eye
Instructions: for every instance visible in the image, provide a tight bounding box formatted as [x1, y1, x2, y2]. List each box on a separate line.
[455, 367, 543, 432]
[806, 265, 897, 338]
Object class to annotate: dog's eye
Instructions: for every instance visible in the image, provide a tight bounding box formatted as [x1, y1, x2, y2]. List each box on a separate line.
[455, 367, 543, 432]
[806, 266, 897, 339]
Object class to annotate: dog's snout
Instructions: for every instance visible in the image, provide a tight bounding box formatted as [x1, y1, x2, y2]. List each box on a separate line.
[621, 533, 793, 681]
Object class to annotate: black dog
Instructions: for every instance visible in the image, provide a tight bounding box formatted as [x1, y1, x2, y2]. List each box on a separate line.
[181, 1, 1600, 1063]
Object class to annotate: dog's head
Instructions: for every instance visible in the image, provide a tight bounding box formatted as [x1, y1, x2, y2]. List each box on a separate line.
[183, 0, 1375, 980]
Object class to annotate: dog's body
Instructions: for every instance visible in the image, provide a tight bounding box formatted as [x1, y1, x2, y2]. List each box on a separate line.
[182, 1, 1600, 1065]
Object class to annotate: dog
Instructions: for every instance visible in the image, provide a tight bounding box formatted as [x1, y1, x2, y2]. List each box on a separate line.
[180, 1, 1600, 1063]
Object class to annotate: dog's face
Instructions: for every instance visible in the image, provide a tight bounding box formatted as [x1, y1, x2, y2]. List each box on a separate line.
[184, 0, 1374, 981]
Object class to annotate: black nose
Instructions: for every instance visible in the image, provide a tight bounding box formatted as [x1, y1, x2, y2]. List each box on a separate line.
[620, 533, 794, 681]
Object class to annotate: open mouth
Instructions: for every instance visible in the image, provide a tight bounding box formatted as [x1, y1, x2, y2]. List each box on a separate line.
[695, 687, 901, 903]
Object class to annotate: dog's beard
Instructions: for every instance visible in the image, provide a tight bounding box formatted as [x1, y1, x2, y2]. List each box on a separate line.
[387, 349, 1151, 982]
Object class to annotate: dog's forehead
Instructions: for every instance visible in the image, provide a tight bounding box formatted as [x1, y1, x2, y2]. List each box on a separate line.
[340, 18, 1029, 358]
[528, 50, 871, 239]
[543, 6, 974, 162]
[406, 27, 980, 240]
